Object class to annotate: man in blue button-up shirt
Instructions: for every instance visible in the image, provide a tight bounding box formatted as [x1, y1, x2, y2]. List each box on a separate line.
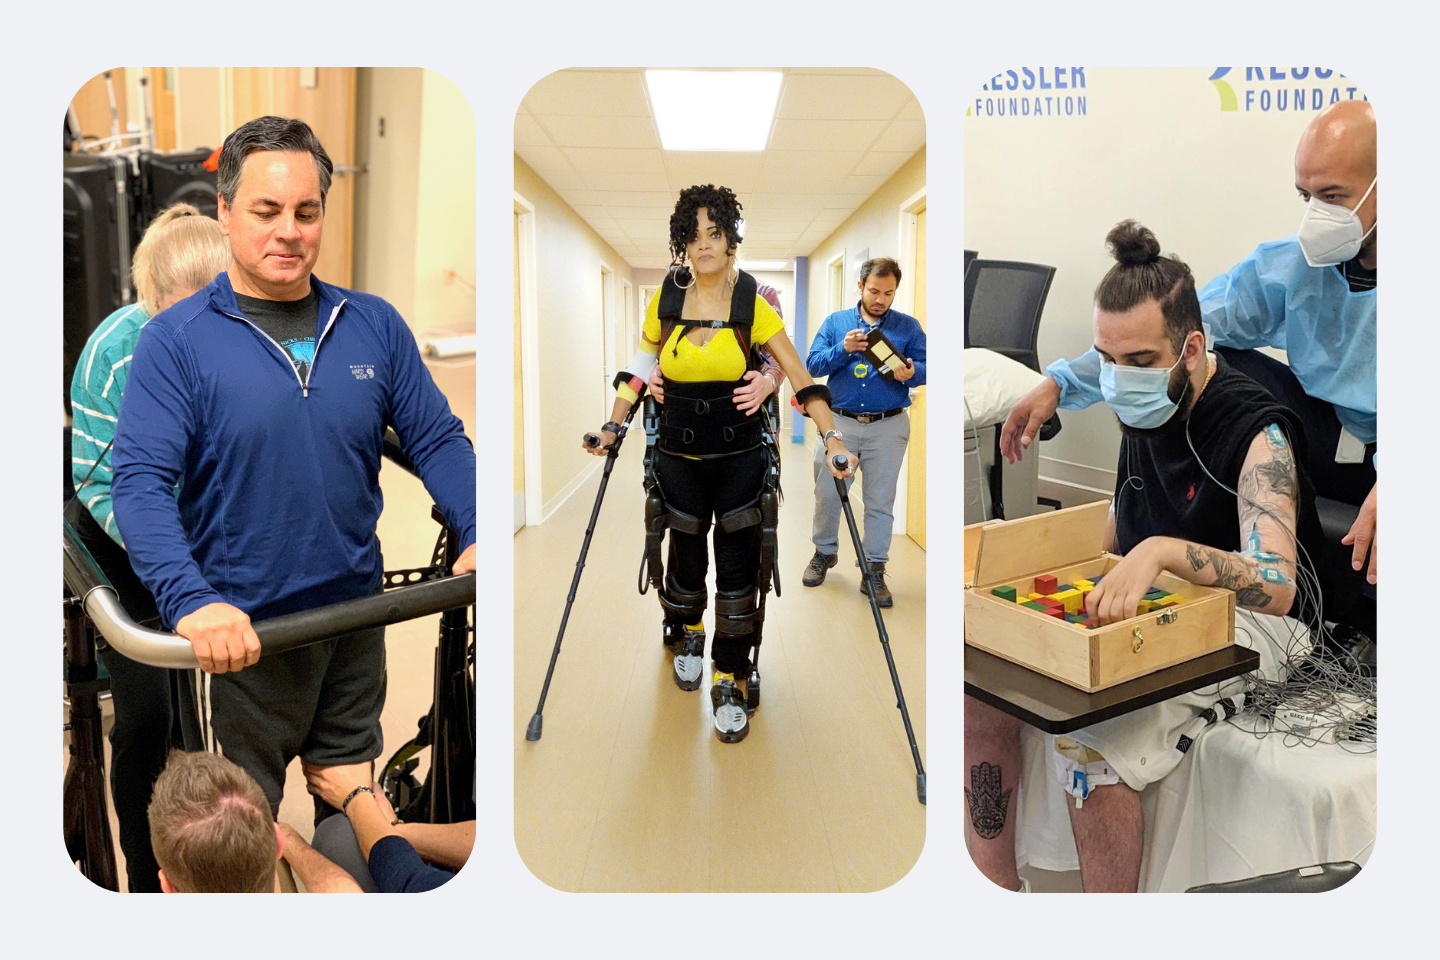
[802, 258, 927, 606]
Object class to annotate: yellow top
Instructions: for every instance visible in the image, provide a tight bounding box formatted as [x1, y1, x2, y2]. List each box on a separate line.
[628, 287, 784, 393]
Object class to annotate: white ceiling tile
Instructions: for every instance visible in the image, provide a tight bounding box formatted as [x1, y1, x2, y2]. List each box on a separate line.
[539, 115, 660, 149]
[570, 205, 608, 221]
[746, 219, 814, 234]
[756, 152, 865, 193]
[751, 193, 836, 212]
[530, 167, 586, 191]
[582, 172, 670, 192]
[603, 206, 673, 221]
[586, 217, 620, 235]
[898, 96, 925, 122]
[516, 144, 570, 172]
[663, 153, 764, 193]
[843, 175, 889, 194]
[852, 151, 913, 176]
[522, 70, 650, 116]
[768, 119, 889, 152]
[614, 218, 663, 238]
[776, 75, 914, 120]
[513, 113, 551, 148]
[594, 190, 675, 208]
[557, 190, 601, 208]
[872, 120, 926, 154]
[561, 147, 666, 174]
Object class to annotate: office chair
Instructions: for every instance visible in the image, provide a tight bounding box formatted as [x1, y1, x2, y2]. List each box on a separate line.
[964, 259, 1062, 512]
[964, 249, 978, 283]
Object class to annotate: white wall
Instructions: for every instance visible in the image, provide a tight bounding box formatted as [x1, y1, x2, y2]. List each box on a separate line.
[414, 70, 477, 334]
[964, 66, 1369, 492]
[515, 155, 636, 511]
[353, 68, 423, 323]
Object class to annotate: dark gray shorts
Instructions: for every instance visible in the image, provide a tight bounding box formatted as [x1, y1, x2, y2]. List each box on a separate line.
[178, 625, 387, 816]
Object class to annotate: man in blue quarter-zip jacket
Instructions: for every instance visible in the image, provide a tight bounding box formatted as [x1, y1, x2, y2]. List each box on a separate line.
[802, 258, 926, 607]
[111, 116, 477, 818]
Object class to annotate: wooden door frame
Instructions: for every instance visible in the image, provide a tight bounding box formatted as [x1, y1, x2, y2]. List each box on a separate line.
[892, 187, 927, 537]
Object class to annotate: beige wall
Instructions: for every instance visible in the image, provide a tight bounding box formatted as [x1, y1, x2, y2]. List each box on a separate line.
[413, 70, 477, 334]
[173, 67, 224, 150]
[515, 155, 636, 511]
[964, 67, 1368, 491]
[353, 67, 423, 323]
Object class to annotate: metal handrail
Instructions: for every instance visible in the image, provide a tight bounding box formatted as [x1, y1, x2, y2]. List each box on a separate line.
[62, 431, 473, 670]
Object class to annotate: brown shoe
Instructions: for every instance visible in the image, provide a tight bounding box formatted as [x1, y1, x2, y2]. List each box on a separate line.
[802, 550, 838, 587]
[860, 562, 893, 607]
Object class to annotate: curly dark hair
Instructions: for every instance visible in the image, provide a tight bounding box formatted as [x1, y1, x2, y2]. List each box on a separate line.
[669, 184, 744, 262]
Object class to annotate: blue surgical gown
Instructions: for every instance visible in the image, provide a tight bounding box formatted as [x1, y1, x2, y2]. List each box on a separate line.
[1046, 237, 1376, 446]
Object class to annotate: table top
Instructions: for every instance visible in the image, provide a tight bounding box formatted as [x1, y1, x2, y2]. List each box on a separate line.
[964, 644, 1262, 734]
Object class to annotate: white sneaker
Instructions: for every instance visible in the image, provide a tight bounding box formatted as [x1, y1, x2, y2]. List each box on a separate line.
[671, 629, 705, 692]
[710, 671, 750, 743]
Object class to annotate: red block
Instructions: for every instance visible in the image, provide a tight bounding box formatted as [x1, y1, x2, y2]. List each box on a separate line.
[1044, 606, 1065, 618]
[1035, 575, 1059, 594]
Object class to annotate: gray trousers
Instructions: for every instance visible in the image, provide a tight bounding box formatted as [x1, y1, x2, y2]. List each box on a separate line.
[811, 410, 910, 563]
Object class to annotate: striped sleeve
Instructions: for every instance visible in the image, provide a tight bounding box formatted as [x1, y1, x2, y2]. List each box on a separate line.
[70, 304, 146, 546]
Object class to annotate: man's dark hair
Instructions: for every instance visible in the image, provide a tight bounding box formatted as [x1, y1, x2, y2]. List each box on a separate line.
[859, 257, 902, 286]
[149, 750, 276, 893]
[1094, 220, 1201, 354]
[217, 116, 334, 209]
[669, 184, 743, 262]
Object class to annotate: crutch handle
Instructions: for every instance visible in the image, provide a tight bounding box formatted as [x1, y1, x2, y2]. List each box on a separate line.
[831, 453, 850, 471]
[583, 433, 601, 449]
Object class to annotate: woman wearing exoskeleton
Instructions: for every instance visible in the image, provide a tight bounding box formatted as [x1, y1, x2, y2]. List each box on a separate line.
[584, 184, 854, 744]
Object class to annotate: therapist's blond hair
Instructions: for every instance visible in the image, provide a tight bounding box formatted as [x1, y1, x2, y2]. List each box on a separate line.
[132, 203, 230, 315]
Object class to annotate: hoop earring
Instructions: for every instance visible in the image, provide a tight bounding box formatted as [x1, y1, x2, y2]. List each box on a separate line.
[671, 263, 696, 290]
[727, 258, 738, 289]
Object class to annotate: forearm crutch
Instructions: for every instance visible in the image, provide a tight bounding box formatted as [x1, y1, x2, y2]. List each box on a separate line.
[526, 395, 643, 741]
[832, 454, 926, 805]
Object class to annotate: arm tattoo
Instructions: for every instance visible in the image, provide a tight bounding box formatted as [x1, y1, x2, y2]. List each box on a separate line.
[965, 762, 1013, 840]
[1184, 544, 1272, 609]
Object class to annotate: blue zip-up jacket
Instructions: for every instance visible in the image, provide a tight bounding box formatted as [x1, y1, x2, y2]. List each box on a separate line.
[806, 303, 927, 411]
[111, 272, 476, 630]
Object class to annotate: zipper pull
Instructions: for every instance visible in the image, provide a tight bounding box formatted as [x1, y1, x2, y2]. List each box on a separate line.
[303, 386, 309, 398]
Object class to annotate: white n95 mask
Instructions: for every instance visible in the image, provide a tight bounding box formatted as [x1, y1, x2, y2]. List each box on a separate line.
[1099, 353, 1186, 429]
[1297, 177, 1377, 267]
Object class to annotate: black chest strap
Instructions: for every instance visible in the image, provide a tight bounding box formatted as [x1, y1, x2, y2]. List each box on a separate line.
[658, 268, 759, 364]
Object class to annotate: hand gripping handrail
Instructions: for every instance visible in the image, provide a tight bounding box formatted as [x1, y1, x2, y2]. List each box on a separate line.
[63, 519, 475, 671]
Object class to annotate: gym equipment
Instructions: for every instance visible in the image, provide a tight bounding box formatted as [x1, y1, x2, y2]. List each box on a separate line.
[525, 393, 645, 741]
[62, 431, 476, 889]
[831, 453, 927, 805]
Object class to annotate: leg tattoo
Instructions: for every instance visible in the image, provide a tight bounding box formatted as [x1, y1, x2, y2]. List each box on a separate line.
[965, 762, 1013, 840]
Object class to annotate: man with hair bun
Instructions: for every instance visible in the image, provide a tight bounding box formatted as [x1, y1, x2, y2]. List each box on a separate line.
[801, 256, 926, 607]
[1004, 101, 1378, 601]
[965, 221, 1322, 892]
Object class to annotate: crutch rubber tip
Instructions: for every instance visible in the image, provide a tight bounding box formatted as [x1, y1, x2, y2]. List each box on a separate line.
[526, 714, 544, 741]
[917, 772, 926, 805]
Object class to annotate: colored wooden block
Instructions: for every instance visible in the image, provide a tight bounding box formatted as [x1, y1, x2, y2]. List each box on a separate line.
[1052, 588, 1083, 613]
[1074, 579, 1095, 592]
[1022, 601, 1049, 612]
[1056, 583, 1074, 592]
[1036, 597, 1064, 611]
[1035, 574, 1059, 594]
[1065, 612, 1086, 624]
[1145, 588, 1168, 601]
[1023, 593, 1043, 601]
[1044, 606, 1065, 619]
[991, 585, 1018, 603]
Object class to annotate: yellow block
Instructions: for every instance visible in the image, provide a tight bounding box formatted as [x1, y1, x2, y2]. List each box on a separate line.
[1051, 588, 1083, 614]
[1074, 579, 1095, 592]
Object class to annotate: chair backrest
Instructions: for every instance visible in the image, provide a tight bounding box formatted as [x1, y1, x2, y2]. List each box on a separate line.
[964, 259, 1057, 372]
[964, 249, 978, 278]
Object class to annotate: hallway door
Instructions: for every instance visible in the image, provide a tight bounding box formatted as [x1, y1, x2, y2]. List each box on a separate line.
[515, 211, 526, 532]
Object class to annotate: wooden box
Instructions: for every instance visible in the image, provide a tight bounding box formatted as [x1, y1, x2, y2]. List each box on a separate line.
[964, 501, 1235, 693]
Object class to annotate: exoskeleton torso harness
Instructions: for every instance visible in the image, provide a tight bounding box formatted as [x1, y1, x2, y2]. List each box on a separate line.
[635, 267, 781, 713]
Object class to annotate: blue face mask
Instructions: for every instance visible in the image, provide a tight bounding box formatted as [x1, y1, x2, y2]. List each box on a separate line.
[1099, 351, 1187, 428]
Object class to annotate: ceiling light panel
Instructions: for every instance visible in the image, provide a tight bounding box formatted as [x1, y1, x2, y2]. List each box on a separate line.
[646, 70, 782, 151]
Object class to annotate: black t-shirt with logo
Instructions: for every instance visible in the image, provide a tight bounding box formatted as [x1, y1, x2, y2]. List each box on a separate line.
[1112, 354, 1325, 616]
[236, 289, 320, 384]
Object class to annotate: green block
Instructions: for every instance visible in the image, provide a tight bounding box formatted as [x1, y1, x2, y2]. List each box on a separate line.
[1145, 587, 1167, 600]
[1022, 601, 1049, 612]
[991, 585, 1018, 603]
